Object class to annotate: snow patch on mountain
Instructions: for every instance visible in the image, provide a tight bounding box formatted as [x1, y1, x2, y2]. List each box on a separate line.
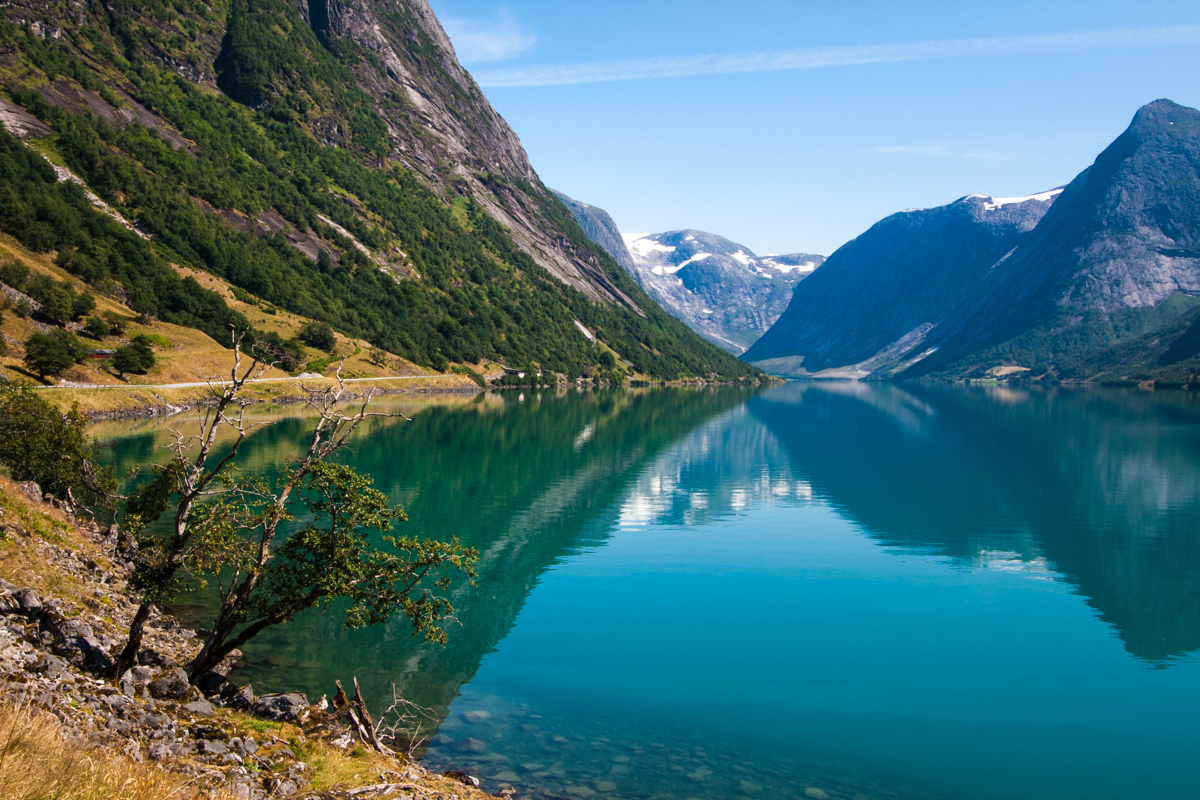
[973, 187, 1065, 211]
[620, 229, 824, 355]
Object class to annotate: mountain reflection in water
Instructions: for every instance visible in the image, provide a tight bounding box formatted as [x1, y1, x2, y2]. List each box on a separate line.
[99, 388, 756, 719]
[749, 382, 1200, 663]
[98, 384, 1200, 800]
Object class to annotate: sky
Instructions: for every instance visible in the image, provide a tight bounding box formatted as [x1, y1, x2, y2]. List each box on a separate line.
[427, 1, 1200, 257]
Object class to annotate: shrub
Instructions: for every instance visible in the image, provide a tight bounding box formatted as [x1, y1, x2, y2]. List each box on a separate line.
[300, 320, 337, 352]
[252, 330, 305, 371]
[84, 315, 111, 339]
[101, 311, 128, 335]
[112, 335, 156, 376]
[0, 261, 28, 291]
[71, 291, 96, 320]
[23, 330, 87, 378]
[0, 385, 115, 503]
[39, 283, 75, 326]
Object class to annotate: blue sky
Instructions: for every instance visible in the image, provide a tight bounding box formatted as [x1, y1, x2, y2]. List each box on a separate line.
[428, 1, 1200, 256]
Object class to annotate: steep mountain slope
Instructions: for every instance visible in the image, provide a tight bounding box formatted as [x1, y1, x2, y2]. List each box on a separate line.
[911, 99, 1200, 381]
[551, 190, 637, 273]
[622, 230, 822, 354]
[0, 0, 759, 382]
[744, 192, 1055, 375]
[749, 99, 1200, 384]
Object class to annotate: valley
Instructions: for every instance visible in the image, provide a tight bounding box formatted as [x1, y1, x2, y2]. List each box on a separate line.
[0, 4, 1198, 800]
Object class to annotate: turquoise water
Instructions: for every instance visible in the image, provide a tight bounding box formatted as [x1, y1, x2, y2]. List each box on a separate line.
[97, 384, 1200, 800]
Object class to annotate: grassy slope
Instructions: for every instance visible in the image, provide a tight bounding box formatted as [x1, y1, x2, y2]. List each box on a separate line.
[0, 232, 480, 416]
[0, 8, 760, 383]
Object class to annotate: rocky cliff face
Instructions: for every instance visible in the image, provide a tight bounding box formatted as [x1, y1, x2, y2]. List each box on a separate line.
[912, 99, 1200, 378]
[5, 0, 641, 312]
[299, 0, 643, 309]
[749, 99, 1200, 384]
[744, 192, 1055, 375]
[551, 190, 637, 273]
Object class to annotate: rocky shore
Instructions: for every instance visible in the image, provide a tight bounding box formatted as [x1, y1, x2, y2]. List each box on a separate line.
[0, 477, 494, 800]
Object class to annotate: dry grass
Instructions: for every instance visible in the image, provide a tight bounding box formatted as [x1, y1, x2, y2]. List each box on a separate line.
[0, 233, 488, 418]
[0, 475, 105, 609]
[0, 703, 233, 800]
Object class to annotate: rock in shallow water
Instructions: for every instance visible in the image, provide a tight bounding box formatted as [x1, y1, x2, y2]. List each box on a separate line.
[450, 737, 487, 753]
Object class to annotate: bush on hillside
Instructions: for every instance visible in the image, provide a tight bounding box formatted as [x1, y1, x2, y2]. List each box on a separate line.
[300, 320, 337, 352]
[23, 330, 87, 379]
[0, 385, 115, 504]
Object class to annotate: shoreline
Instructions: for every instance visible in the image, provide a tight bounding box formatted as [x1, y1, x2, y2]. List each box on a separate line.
[0, 474, 496, 799]
[27, 377, 774, 423]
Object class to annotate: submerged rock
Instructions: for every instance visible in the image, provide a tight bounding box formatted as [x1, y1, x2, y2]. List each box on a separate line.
[451, 737, 487, 753]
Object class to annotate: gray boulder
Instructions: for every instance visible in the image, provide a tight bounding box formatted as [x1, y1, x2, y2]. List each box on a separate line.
[253, 692, 309, 722]
[14, 482, 41, 504]
[183, 699, 215, 716]
[14, 588, 42, 616]
[149, 667, 190, 700]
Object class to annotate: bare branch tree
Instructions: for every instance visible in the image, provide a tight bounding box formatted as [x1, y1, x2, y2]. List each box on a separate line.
[187, 362, 410, 677]
[113, 328, 270, 677]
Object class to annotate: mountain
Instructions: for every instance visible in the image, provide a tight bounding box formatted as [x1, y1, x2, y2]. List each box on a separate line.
[749, 99, 1200, 384]
[621, 230, 822, 354]
[913, 99, 1200, 380]
[0, 0, 759, 382]
[744, 191, 1058, 376]
[550, 191, 823, 355]
[550, 190, 637, 273]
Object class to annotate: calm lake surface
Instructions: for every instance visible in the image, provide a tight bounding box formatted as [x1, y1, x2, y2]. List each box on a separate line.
[96, 383, 1200, 800]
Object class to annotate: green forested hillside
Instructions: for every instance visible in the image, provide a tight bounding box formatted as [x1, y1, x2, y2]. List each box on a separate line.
[0, 6, 759, 381]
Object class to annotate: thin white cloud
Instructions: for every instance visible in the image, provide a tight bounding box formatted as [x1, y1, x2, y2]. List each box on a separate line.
[873, 145, 1018, 160]
[471, 25, 1200, 87]
[443, 8, 537, 64]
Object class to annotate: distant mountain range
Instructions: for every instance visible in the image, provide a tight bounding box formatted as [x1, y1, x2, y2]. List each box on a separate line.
[553, 191, 823, 355]
[747, 99, 1200, 385]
